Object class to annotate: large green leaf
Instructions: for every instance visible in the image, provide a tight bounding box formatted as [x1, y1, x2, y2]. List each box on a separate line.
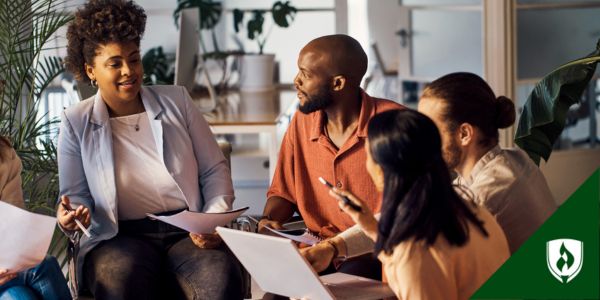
[247, 10, 265, 41]
[233, 9, 244, 33]
[271, 1, 297, 28]
[514, 39, 600, 165]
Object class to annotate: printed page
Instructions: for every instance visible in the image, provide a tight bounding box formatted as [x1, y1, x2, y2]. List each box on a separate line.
[148, 207, 249, 234]
[264, 226, 322, 245]
[0, 201, 56, 272]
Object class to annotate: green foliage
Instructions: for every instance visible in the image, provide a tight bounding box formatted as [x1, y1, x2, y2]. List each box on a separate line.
[142, 46, 174, 85]
[233, 1, 297, 54]
[271, 1, 296, 28]
[515, 39, 600, 165]
[0, 0, 72, 264]
[173, 0, 222, 30]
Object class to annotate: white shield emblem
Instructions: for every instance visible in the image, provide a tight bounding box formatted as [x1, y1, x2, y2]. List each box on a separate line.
[546, 239, 584, 283]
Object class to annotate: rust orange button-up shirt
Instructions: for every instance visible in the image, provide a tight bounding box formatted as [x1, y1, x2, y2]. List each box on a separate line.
[267, 90, 403, 238]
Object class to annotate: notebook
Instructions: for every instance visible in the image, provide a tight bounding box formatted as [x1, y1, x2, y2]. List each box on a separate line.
[216, 227, 395, 300]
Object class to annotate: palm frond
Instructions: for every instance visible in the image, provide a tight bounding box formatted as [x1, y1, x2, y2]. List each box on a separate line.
[34, 56, 64, 99]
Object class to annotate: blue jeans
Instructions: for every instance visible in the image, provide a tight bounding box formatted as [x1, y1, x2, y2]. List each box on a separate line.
[0, 256, 71, 300]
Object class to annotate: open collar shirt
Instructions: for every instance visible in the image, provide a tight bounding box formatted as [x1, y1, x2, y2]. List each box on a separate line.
[267, 90, 403, 238]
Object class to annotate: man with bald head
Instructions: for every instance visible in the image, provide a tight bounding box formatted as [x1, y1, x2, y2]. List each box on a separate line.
[259, 34, 403, 279]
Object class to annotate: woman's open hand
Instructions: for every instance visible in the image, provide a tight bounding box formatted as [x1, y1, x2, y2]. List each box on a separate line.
[329, 188, 378, 241]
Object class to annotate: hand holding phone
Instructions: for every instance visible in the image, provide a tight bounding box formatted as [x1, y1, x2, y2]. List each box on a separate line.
[318, 177, 362, 212]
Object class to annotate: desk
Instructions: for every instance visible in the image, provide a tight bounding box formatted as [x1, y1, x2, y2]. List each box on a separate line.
[192, 88, 297, 182]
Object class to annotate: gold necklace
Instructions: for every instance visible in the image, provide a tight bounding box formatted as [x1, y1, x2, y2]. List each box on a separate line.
[114, 113, 142, 131]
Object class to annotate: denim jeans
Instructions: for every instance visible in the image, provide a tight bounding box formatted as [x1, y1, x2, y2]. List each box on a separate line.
[0, 256, 71, 300]
[83, 218, 244, 300]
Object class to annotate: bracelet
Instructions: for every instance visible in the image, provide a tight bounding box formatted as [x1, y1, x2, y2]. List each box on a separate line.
[325, 239, 339, 258]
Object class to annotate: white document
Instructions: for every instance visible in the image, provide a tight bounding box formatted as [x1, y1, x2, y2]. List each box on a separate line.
[0, 201, 56, 272]
[264, 226, 322, 246]
[147, 207, 248, 234]
[217, 227, 395, 300]
[321, 273, 395, 300]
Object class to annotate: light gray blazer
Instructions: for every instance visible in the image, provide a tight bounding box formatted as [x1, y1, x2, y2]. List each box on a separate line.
[58, 85, 234, 284]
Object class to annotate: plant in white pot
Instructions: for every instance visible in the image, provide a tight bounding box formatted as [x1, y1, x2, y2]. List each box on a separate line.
[233, 1, 296, 91]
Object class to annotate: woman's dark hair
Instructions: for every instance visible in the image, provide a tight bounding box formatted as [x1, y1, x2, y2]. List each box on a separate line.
[64, 0, 147, 81]
[368, 110, 488, 255]
[421, 72, 516, 148]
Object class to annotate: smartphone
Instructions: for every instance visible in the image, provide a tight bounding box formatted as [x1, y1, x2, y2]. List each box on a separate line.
[318, 177, 362, 212]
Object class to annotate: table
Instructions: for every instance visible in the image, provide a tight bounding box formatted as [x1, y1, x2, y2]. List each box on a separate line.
[191, 88, 298, 181]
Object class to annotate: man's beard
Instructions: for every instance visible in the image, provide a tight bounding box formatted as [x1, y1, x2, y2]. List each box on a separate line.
[298, 86, 333, 114]
[443, 136, 462, 171]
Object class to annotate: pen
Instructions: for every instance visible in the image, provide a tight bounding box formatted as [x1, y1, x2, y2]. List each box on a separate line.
[317, 177, 363, 212]
[61, 203, 92, 238]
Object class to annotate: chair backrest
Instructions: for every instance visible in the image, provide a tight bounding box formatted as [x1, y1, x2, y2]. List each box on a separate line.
[75, 80, 98, 101]
[371, 43, 398, 77]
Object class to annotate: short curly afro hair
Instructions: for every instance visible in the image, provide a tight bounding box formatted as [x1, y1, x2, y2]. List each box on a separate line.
[64, 0, 146, 81]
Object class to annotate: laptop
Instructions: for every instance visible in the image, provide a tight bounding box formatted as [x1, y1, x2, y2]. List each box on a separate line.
[216, 227, 395, 300]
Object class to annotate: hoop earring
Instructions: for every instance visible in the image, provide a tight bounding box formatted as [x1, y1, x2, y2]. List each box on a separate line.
[90, 79, 97, 88]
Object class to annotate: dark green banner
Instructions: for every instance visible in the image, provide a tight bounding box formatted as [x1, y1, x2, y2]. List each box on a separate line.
[473, 169, 599, 299]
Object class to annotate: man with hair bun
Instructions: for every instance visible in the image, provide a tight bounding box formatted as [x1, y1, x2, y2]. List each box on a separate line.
[418, 72, 557, 253]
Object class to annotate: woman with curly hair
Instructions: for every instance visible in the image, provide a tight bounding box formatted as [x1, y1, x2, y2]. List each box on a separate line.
[56, 1, 243, 299]
[0, 137, 71, 300]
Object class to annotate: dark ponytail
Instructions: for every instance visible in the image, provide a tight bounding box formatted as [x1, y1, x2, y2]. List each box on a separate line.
[494, 96, 516, 129]
[422, 72, 516, 147]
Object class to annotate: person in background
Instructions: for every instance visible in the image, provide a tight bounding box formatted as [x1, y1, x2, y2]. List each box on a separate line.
[259, 34, 403, 279]
[0, 136, 71, 300]
[56, 1, 243, 299]
[332, 110, 509, 300]
[418, 72, 557, 253]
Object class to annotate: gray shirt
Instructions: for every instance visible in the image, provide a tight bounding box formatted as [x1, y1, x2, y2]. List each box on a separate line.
[455, 146, 556, 253]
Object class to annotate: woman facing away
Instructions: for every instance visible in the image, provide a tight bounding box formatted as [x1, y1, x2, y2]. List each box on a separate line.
[55, 0, 243, 299]
[330, 110, 510, 300]
[0, 137, 71, 300]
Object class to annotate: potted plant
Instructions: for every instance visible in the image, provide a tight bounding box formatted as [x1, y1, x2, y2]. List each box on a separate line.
[172, 0, 245, 93]
[0, 0, 73, 265]
[232, 1, 297, 91]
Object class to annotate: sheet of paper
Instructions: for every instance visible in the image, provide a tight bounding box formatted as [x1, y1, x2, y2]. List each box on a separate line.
[321, 273, 396, 300]
[0, 201, 57, 272]
[264, 226, 322, 246]
[147, 207, 249, 234]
